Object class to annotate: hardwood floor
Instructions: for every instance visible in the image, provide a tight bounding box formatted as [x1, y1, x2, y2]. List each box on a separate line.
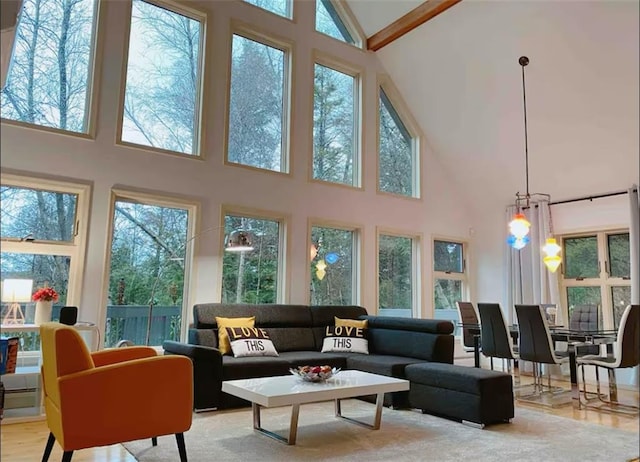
[2, 350, 638, 461]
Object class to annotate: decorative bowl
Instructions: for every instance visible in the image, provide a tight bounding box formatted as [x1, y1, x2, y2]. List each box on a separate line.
[289, 365, 340, 382]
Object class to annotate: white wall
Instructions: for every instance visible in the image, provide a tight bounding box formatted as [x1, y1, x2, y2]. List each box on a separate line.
[0, 0, 471, 328]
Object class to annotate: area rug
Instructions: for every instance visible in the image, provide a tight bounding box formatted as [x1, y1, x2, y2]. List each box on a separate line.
[123, 400, 639, 462]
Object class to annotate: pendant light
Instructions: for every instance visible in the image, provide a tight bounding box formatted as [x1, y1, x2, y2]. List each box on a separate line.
[508, 56, 561, 272]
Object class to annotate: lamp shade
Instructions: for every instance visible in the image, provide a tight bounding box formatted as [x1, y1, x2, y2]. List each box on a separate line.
[508, 213, 531, 239]
[2, 279, 33, 302]
[315, 259, 327, 280]
[507, 234, 529, 250]
[224, 230, 254, 252]
[542, 238, 562, 272]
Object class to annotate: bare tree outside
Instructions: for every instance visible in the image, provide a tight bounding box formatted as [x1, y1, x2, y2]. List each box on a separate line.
[121, 0, 203, 155]
[379, 88, 414, 197]
[313, 63, 355, 185]
[228, 34, 285, 171]
[1, 0, 97, 132]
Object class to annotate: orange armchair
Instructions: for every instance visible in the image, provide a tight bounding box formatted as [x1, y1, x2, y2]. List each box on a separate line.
[39, 322, 193, 462]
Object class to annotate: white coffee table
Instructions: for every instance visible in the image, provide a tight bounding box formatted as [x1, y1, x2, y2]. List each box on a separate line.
[221, 370, 410, 445]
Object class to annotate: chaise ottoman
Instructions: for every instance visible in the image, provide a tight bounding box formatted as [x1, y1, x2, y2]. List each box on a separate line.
[405, 362, 514, 427]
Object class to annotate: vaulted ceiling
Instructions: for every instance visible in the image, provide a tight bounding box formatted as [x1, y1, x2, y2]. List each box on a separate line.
[347, 0, 639, 213]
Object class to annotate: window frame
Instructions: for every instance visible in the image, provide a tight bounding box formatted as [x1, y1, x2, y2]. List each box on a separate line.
[377, 77, 421, 199]
[103, 188, 199, 345]
[432, 236, 469, 317]
[314, 0, 365, 49]
[224, 22, 293, 175]
[310, 50, 363, 189]
[221, 205, 290, 304]
[376, 228, 422, 318]
[560, 229, 631, 329]
[1, 172, 92, 312]
[307, 218, 362, 306]
[116, 0, 207, 158]
[242, 0, 294, 20]
[0, 0, 102, 138]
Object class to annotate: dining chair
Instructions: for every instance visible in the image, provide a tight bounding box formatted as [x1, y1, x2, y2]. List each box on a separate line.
[515, 304, 571, 405]
[477, 303, 519, 386]
[40, 322, 193, 461]
[569, 304, 600, 355]
[577, 304, 639, 415]
[456, 301, 480, 353]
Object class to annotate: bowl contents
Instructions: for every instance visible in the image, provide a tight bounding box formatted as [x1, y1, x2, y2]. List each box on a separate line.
[290, 365, 340, 382]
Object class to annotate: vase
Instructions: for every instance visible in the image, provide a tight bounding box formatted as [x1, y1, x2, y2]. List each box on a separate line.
[34, 300, 53, 325]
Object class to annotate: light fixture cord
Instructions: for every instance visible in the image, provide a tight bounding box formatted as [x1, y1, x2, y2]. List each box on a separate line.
[520, 56, 530, 206]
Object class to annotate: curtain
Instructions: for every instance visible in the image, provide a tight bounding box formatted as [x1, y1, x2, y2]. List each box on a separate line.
[504, 200, 562, 324]
[629, 185, 639, 304]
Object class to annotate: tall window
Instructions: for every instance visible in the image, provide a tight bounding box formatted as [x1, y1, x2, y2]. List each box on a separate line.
[315, 0, 356, 45]
[378, 234, 417, 318]
[433, 239, 467, 321]
[228, 31, 289, 172]
[243, 0, 291, 18]
[105, 194, 193, 347]
[222, 213, 282, 303]
[561, 231, 630, 329]
[120, 0, 204, 155]
[310, 225, 358, 305]
[379, 87, 417, 197]
[1, 175, 90, 351]
[313, 61, 359, 186]
[1, 0, 98, 133]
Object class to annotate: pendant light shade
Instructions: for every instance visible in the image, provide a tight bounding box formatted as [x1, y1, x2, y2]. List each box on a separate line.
[225, 230, 255, 252]
[508, 213, 531, 240]
[542, 238, 562, 272]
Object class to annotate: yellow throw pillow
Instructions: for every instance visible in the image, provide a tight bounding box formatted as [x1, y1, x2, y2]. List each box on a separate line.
[215, 316, 255, 355]
[334, 317, 368, 329]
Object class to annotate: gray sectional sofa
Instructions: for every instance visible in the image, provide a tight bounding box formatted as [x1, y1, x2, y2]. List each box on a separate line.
[162, 303, 455, 411]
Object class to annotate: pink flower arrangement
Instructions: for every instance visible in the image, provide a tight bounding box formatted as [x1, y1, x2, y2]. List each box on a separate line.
[32, 287, 59, 302]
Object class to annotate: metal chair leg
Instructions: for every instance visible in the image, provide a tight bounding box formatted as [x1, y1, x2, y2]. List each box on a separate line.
[42, 432, 56, 462]
[176, 432, 187, 462]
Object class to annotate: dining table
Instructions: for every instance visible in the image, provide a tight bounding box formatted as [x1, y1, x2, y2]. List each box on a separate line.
[457, 322, 618, 409]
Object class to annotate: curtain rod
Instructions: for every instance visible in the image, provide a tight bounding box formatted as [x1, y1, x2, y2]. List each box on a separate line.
[550, 188, 637, 206]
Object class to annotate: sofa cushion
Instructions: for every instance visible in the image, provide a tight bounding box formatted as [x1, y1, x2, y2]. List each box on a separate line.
[226, 327, 279, 358]
[263, 327, 316, 352]
[189, 329, 218, 348]
[195, 304, 312, 329]
[367, 328, 445, 361]
[361, 316, 454, 334]
[345, 354, 426, 378]
[335, 317, 368, 329]
[222, 356, 292, 380]
[321, 325, 369, 354]
[310, 306, 369, 349]
[215, 316, 255, 355]
[405, 362, 513, 396]
[276, 351, 348, 370]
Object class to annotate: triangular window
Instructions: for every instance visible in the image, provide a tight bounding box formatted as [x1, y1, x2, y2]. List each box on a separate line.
[315, 0, 356, 45]
[243, 0, 292, 19]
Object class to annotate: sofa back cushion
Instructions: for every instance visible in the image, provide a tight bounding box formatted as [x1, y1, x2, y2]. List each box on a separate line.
[193, 303, 313, 328]
[362, 316, 454, 362]
[191, 304, 316, 352]
[262, 327, 315, 352]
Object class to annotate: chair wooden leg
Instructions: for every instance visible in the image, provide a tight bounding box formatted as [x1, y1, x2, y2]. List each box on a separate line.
[152, 437, 158, 446]
[61, 451, 73, 462]
[41, 432, 56, 462]
[176, 433, 187, 462]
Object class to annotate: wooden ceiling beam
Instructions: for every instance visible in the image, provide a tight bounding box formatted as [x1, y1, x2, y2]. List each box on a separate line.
[367, 0, 463, 52]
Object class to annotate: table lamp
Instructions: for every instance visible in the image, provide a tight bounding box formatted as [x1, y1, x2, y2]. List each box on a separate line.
[2, 279, 33, 325]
